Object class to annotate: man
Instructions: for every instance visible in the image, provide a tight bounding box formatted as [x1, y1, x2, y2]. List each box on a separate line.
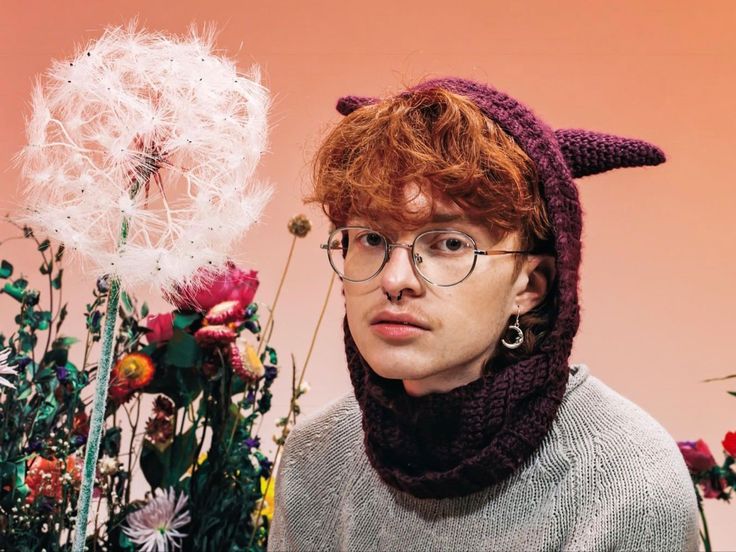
[268, 78, 698, 551]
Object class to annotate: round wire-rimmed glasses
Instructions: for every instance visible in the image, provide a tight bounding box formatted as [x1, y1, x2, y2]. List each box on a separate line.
[320, 226, 532, 287]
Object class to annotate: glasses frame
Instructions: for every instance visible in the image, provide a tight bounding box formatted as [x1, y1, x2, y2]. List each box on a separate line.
[320, 226, 532, 287]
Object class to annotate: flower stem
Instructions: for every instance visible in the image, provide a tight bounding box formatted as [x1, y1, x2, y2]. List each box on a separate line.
[696, 484, 712, 552]
[71, 275, 121, 551]
[257, 235, 297, 358]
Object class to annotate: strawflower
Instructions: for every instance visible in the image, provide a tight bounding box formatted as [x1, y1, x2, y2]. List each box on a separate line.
[230, 338, 264, 382]
[204, 300, 245, 325]
[123, 487, 191, 552]
[194, 324, 237, 346]
[111, 352, 155, 390]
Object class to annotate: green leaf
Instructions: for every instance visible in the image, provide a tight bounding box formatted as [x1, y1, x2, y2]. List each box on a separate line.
[173, 312, 200, 330]
[728, 391, 736, 398]
[0, 260, 13, 279]
[101, 426, 122, 458]
[53, 336, 79, 349]
[39, 260, 52, 275]
[55, 303, 68, 333]
[120, 291, 134, 313]
[37, 239, 50, 252]
[140, 440, 168, 490]
[166, 424, 198, 487]
[164, 329, 200, 367]
[141, 302, 149, 318]
[54, 244, 65, 262]
[51, 269, 63, 289]
[13, 278, 27, 290]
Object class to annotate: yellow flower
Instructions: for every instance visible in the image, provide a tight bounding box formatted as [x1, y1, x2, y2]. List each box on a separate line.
[259, 476, 275, 521]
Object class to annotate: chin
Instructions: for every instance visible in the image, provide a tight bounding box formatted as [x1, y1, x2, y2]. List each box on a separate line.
[364, 357, 436, 381]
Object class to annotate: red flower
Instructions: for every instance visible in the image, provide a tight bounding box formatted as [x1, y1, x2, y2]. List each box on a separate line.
[166, 260, 259, 312]
[722, 431, 736, 458]
[701, 475, 728, 499]
[25, 455, 82, 504]
[194, 324, 237, 346]
[678, 440, 717, 474]
[72, 410, 89, 438]
[142, 312, 174, 345]
[205, 300, 245, 326]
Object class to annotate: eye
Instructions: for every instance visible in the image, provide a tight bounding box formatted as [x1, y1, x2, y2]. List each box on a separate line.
[425, 233, 472, 253]
[354, 231, 385, 248]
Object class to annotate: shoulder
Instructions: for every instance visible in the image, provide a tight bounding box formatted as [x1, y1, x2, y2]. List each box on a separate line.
[284, 391, 362, 457]
[555, 365, 699, 550]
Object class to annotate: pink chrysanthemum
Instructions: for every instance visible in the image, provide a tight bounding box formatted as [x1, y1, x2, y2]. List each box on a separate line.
[123, 488, 191, 552]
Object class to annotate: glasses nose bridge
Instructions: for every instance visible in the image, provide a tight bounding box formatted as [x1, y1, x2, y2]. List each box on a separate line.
[385, 240, 422, 267]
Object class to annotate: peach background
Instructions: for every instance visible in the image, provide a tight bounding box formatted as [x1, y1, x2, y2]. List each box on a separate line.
[1, 1, 734, 548]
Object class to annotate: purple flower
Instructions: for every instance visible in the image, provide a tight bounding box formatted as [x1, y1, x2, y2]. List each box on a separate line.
[244, 437, 260, 449]
[55, 364, 69, 383]
[264, 365, 277, 384]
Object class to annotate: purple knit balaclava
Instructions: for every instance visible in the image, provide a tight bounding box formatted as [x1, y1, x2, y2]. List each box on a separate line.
[335, 78, 665, 499]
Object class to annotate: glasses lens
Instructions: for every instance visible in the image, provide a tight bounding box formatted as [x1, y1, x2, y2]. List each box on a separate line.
[413, 230, 476, 286]
[327, 228, 387, 281]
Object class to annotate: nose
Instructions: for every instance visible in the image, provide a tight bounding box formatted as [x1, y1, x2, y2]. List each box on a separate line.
[380, 243, 423, 298]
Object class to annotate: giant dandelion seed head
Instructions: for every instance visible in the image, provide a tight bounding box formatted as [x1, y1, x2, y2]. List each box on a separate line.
[15, 21, 271, 302]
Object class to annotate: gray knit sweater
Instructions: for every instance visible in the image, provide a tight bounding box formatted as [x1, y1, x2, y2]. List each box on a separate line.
[268, 365, 700, 551]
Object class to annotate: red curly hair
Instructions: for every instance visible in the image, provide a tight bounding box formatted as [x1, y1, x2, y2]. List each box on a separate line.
[309, 87, 552, 251]
[307, 86, 556, 366]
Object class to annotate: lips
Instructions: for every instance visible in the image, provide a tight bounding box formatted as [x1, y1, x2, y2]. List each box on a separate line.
[370, 310, 430, 330]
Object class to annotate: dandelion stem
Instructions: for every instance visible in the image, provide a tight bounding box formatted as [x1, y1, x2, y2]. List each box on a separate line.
[71, 274, 121, 551]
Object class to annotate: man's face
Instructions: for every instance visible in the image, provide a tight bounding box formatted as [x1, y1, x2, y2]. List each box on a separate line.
[344, 187, 543, 397]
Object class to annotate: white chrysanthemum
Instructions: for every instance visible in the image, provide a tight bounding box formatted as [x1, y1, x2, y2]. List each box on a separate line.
[0, 348, 17, 389]
[16, 22, 271, 301]
[123, 487, 191, 552]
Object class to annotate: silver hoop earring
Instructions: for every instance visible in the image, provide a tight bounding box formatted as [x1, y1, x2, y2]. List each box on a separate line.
[501, 305, 524, 350]
[386, 291, 403, 302]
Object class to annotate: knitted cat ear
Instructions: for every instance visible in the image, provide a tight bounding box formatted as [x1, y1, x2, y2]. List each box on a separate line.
[336, 95, 379, 116]
[554, 128, 666, 179]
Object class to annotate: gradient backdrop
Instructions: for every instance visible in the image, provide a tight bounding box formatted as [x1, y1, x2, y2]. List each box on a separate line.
[1, 1, 734, 548]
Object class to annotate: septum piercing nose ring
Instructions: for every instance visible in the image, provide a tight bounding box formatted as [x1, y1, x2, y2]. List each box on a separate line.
[386, 291, 403, 302]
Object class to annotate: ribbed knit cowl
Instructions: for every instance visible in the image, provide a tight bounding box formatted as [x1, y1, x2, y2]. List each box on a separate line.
[336, 78, 666, 499]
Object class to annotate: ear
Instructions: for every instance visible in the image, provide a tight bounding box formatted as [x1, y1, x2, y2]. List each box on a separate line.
[514, 255, 556, 314]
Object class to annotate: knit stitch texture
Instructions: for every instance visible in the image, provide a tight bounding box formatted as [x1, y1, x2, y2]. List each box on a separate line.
[269, 365, 699, 552]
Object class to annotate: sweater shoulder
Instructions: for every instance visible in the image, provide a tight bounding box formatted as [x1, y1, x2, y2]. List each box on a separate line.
[553, 366, 699, 550]
[282, 391, 362, 459]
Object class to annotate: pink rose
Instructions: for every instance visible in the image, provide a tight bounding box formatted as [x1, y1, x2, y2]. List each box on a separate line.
[678, 439, 717, 474]
[166, 261, 259, 312]
[142, 312, 174, 344]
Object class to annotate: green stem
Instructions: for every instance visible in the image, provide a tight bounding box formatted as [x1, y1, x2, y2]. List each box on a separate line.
[696, 484, 712, 552]
[71, 276, 121, 551]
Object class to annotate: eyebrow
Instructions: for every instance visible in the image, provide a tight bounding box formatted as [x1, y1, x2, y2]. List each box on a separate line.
[429, 212, 465, 223]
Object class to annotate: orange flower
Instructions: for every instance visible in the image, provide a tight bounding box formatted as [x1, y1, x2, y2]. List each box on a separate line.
[111, 353, 155, 390]
[25, 455, 82, 504]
